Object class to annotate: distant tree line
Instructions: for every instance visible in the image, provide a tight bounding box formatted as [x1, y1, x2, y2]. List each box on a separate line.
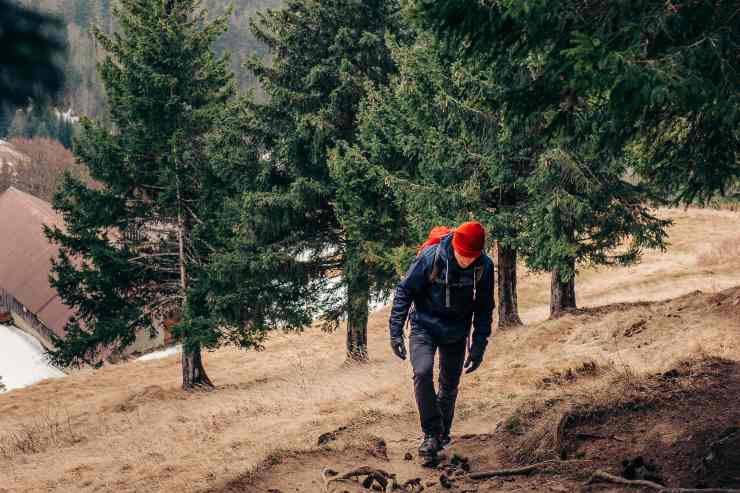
[2, 105, 76, 149]
[11, 0, 280, 120]
[42, 0, 738, 389]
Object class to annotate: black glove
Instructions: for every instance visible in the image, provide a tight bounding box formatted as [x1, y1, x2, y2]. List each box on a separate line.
[464, 351, 483, 374]
[390, 336, 407, 360]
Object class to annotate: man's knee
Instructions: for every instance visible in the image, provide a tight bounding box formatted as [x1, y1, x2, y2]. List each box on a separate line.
[439, 366, 462, 394]
[438, 377, 460, 395]
[413, 362, 434, 383]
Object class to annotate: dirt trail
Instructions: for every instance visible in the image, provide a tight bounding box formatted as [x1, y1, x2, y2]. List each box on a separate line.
[220, 288, 740, 493]
[1, 207, 740, 493]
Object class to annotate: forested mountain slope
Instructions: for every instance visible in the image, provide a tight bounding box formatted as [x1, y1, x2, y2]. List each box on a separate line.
[13, 0, 279, 118]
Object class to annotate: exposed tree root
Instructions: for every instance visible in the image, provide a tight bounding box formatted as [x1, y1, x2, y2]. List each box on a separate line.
[554, 411, 572, 457]
[471, 460, 557, 480]
[586, 470, 740, 492]
[575, 432, 624, 442]
[471, 459, 592, 481]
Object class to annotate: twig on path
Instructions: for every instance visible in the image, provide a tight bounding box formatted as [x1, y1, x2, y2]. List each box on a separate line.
[586, 470, 740, 492]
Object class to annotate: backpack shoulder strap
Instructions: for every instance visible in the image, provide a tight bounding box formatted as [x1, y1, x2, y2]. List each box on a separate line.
[474, 265, 485, 283]
[428, 244, 442, 283]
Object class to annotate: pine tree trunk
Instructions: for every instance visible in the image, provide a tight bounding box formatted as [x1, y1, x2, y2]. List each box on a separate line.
[182, 341, 213, 390]
[176, 183, 213, 390]
[550, 262, 576, 319]
[495, 242, 522, 328]
[345, 252, 369, 362]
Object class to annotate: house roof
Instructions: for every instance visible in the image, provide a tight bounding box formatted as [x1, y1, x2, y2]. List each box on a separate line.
[0, 187, 72, 337]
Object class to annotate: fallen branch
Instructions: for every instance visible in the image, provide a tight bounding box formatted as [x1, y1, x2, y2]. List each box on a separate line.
[471, 459, 593, 481]
[587, 470, 740, 492]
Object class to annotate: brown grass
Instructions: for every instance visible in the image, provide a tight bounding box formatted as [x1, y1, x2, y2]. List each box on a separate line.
[696, 236, 740, 266]
[1, 207, 740, 493]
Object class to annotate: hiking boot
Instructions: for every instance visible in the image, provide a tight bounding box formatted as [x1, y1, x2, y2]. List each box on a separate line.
[440, 433, 451, 448]
[418, 433, 442, 457]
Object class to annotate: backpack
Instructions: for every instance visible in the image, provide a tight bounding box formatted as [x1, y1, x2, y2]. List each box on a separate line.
[428, 239, 485, 306]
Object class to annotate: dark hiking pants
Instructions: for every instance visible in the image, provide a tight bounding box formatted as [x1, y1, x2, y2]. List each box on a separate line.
[409, 330, 467, 436]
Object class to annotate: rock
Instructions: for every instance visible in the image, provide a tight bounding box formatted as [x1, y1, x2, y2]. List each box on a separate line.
[404, 452, 414, 461]
[621, 456, 663, 484]
[317, 426, 347, 446]
[370, 438, 388, 460]
[439, 473, 453, 489]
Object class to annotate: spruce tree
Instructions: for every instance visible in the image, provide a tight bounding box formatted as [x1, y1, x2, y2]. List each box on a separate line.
[409, 0, 678, 317]
[229, 0, 408, 360]
[353, 35, 530, 327]
[46, 0, 241, 389]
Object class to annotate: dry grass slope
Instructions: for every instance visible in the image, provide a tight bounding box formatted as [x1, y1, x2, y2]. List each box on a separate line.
[1, 207, 739, 493]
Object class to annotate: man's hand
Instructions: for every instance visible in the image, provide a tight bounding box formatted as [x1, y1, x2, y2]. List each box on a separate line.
[464, 353, 482, 374]
[390, 336, 407, 360]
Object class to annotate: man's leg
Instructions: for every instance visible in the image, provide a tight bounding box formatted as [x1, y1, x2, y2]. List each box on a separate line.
[437, 337, 467, 440]
[410, 331, 444, 437]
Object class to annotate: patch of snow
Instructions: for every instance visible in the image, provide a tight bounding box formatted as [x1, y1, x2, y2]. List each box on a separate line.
[53, 107, 79, 123]
[0, 324, 65, 392]
[138, 344, 181, 361]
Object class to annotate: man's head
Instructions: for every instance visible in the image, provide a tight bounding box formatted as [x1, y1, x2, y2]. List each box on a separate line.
[452, 221, 485, 268]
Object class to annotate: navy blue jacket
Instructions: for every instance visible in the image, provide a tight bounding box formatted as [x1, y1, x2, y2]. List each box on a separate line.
[389, 234, 495, 358]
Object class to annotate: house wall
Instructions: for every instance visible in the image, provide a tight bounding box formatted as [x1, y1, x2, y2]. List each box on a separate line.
[6, 302, 168, 360]
[128, 325, 166, 354]
[11, 311, 54, 350]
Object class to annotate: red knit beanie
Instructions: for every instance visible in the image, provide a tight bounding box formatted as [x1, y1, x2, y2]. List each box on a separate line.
[452, 221, 485, 258]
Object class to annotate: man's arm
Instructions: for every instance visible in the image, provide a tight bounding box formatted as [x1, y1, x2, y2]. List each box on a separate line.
[470, 260, 495, 358]
[389, 254, 429, 339]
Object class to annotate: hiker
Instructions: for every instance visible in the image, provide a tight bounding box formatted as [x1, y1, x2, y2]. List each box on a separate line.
[389, 221, 495, 457]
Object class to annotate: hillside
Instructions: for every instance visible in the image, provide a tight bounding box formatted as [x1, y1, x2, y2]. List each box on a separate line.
[9, 0, 280, 120]
[0, 207, 739, 492]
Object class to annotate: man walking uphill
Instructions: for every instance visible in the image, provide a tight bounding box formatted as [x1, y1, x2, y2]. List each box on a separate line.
[389, 221, 495, 457]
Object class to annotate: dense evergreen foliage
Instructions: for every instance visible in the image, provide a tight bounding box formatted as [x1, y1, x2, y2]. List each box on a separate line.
[408, 0, 739, 205]
[46, 0, 249, 389]
[6, 105, 75, 148]
[218, 0, 410, 360]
